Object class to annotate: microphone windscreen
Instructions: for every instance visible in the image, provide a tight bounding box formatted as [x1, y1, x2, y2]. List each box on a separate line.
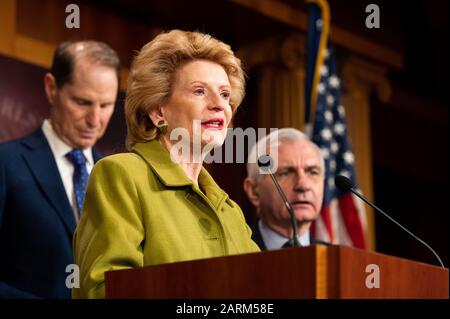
[257, 155, 273, 170]
[335, 175, 353, 192]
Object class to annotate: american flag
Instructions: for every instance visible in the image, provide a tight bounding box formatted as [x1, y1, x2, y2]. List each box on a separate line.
[306, 0, 367, 248]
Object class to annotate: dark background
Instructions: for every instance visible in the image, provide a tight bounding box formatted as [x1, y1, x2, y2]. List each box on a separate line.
[1, 0, 447, 267]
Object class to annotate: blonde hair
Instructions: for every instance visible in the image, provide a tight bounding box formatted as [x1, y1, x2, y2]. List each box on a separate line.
[125, 29, 246, 150]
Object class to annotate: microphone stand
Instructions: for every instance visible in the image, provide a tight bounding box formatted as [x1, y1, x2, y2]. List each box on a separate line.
[265, 166, 302, 247]
[349, 187, 444, 269]
[258, 155, 302, 247]
[335, 175, 444, 269]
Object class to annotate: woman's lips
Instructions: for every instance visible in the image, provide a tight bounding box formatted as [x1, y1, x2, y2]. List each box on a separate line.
[201, 118, 224, 130]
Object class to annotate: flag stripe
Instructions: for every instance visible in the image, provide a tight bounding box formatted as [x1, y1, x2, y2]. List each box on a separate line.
[320, 205, 333, 243]
[306, 0, 367, 249]
[338, 194, 366, 248]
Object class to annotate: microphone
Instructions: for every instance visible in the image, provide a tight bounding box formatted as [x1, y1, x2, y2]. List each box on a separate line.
[258, 155, 301, 247]
[334, 175, 444, 268]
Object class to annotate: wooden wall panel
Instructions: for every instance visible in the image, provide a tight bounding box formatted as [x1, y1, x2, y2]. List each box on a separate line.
[0, 0, 16, 56]
[1, 0, 165, 91]
[16, 0, 158, 69]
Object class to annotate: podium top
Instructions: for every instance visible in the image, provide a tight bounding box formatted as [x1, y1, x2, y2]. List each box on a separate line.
[105, 245, 448, 299]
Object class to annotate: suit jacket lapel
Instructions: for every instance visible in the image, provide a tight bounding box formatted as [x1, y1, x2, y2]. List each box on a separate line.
[21, 129, 76, 234]
[92, 148, 102, 163]
[251, 222, 267, 250]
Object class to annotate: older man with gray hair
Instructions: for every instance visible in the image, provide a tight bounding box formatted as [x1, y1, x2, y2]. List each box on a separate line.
[243, 128, 328, 250]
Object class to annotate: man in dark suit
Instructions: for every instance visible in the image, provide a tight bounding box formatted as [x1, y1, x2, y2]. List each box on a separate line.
[244, 128, 328, 250]
[0, 41, 120, 298]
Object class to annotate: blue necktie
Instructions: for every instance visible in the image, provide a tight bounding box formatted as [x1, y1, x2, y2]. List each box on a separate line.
[66, 149, 89, 216]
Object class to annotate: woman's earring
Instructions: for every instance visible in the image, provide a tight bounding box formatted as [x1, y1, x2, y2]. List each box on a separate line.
[157, 120, 168, 133]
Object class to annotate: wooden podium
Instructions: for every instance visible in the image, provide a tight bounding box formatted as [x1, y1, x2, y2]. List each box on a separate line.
[105, 245, 448, 299]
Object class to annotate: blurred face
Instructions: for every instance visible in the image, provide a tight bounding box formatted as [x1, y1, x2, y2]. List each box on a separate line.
[253, 140, 324, 236]
[159, 59, 232, 150]
[45, 59, 118, 149]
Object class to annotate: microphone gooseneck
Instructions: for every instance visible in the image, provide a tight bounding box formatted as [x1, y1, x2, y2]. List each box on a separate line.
[334, 175, 445, 268]
[258, 155, 301, 247]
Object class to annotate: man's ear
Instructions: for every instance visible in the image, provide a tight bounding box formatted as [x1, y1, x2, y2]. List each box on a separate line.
[243, 177, 260, 208]
[44, 73, 57, 106]
[147, 106, 165, 127]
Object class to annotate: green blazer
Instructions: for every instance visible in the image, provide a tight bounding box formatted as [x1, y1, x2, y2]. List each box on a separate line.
[73, 140, 260, 298]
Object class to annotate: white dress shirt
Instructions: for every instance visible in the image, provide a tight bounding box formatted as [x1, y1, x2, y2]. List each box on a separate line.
[41, 119, 94, 223]
[258, 219, 311, 250]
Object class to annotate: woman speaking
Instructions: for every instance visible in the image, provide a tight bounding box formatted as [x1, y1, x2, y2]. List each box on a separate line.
[73, 30, 260, 298]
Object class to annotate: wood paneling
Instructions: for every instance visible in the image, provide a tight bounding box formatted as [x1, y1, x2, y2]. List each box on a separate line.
[2, 0, 164, 92]
[341, 57, 392, 251]
[0, 0, 16, 56]
[230, 0, 403, 69]
[105, 245, 449, 298]
[16, 0, 158, 69]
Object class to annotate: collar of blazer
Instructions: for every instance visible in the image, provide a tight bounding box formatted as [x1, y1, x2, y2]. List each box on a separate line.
[20, 129, 76, 233]
[131, 140, 229, 210]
